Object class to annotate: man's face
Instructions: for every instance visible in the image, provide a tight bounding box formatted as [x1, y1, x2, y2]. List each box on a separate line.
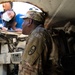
[7, 11, 15, 18]
[22, 18, 30, 35]
[2, 11, 15, 22]
[2, 2, 11, 11]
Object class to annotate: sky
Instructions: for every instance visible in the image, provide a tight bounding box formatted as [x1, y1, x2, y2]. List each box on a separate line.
[12, 2, 42, 15]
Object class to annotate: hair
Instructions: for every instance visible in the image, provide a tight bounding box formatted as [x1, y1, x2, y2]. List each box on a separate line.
[8, 1, 13, 8]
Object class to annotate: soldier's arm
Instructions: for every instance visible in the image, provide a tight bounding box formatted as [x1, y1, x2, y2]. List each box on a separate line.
[22, 33, 45, 65]
[18, 33, 45, 75]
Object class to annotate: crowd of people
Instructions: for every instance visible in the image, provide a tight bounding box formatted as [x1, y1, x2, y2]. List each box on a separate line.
[0, 1, 23, 32]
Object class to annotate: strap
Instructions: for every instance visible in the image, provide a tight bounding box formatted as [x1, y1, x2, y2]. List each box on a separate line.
[49, 34, 59, 64]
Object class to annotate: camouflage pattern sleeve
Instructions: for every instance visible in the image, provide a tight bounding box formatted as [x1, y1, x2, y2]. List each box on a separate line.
[18, 32, 45, 75]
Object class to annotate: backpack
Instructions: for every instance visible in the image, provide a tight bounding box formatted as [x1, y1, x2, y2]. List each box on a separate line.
[43, 29, 64, 75]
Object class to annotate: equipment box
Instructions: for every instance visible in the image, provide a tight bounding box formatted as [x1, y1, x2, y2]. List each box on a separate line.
[10, 52, 22, 64]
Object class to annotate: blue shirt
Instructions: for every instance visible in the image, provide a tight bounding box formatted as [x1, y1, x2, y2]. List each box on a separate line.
[0, 12, 4, 27]
[0, 12, 3, 24]
[15, 14, 24, 29]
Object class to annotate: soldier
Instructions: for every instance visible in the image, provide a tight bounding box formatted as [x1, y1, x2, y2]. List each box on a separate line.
[18, 10, 52, 75]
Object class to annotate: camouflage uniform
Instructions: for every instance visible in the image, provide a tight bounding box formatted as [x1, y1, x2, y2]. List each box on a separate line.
[18, 25, 50, 75]
[18, 10, 64, 75]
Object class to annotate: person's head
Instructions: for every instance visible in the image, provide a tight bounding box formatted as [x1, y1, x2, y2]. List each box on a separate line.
[2, 1, 13, 11]
[2, 10, 15, 22]
[21, 10, 45, 35]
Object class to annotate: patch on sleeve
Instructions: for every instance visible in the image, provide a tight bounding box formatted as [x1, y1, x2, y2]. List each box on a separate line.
[28, 45, 36, 55]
